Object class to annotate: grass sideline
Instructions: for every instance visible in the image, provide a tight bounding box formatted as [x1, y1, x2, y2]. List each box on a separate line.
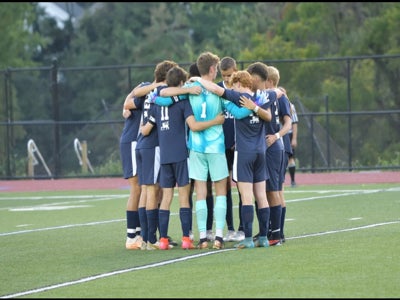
[1, 183, 399, 298]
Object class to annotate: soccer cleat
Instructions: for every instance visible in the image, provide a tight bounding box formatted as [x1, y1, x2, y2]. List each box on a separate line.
[197, 239, 209, 249]
[159, 237, 170, 250]
[236, 231, 245, 241]
[223, 230, 235, 242]
[126, 235, 143, 250]
[212, 238, 224, 250]
[167, 236, 178, 247]
[234, 237, 255, 249]
[291, 181, 297, 187]
[146, 241, 160, 250]
[254, 236, 269, 248]
[206, 230, 215, 241]
[223, 230, 244, 242]
[252, 232, 260, 242]
[269, 239, 282, 246]
[140, 241, 147, 250]
[181, 236, 195, 250]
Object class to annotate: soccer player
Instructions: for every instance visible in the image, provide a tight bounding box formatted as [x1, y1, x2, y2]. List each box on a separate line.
[161, 52, 229, 249]
[264, 66, 292, 246]
[187, 63, 215, 242]
[217, 57, 245, 243]
[135, 60, 178, 250]
[121, 78, 167, 250]
[250, 63, 292, 246]
[120, 85, 146, 250]
[189, 70, 280, 248]
[141, 65, 224, 250]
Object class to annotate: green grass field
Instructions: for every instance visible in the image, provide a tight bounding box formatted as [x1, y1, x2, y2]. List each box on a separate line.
[1, 183, 399, 298]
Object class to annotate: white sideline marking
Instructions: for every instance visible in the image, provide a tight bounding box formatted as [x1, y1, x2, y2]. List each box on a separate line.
[1, 220, 399, 299]
[0, 219, 124, 237]
[1, 249, 235, 299]
[288, 221, 400, 240]
[10, 205, 91, 211]
[0, 195, 124, 212]
[0, 187, 395, 235]
[1, 187, 399, 297]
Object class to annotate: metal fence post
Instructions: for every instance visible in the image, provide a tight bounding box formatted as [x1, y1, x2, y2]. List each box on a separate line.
[51, 59, 60, 178]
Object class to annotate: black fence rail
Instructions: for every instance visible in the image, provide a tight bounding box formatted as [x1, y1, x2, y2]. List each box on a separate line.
[1, 54, 400, 179]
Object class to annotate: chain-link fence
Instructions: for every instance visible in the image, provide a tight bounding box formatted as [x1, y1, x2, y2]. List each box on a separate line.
[1, 54, 400, 179]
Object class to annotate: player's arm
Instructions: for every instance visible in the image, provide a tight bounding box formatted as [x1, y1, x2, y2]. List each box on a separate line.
[140, 112, 156, 136]
[266, 88, 284, 99]
[134, 81, 164, 98]
[189, 77, 224, 96]
[268, 114, 291, 147]
[186, 113, 225, 132]
[275, 97, 293, 139]
[239, 95, 271, 122]
[278, 114, 292, 138]
[140, 121, 154, 136]
[123, 85, 140, 110]
[223, 100, 252, 119]
[159, 85, 201, 97]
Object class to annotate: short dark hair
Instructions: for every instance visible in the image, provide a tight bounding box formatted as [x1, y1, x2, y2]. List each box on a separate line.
[188, 63, 200, 77]
[219, 57, 237, 72]
[166, 66, 188, 87]
[246, 62, 268, 81]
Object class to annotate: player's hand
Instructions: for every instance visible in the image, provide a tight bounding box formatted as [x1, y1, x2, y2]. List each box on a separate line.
[122, 109, 131, 119]
[239, 95, 256, 110]
[215, 113, 225, 125]
[265, 134, 277, 147]
[276, 88, 284, 98]
[188, 86, 202, 95]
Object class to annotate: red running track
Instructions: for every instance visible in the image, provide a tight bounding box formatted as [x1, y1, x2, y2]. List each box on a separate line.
[0, 171, 399, 193]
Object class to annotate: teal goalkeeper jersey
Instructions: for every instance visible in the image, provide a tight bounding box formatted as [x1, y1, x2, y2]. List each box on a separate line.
[186, 81, 225, 154]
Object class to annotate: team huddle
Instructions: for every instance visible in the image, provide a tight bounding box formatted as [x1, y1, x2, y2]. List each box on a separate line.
[120, 51, 298, 250]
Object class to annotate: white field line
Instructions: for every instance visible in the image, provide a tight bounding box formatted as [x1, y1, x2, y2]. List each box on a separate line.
[2, 220, 399, 299]
[1, 187, 399, 298]
[1, 187, 398, 236]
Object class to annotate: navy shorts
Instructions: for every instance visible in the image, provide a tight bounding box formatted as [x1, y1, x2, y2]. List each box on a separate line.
[136, 146, 160, 185]
[233, 151, 268, 183]
[120, 141, 137, 179]
[266, 149, 284, 191]
[159, 159, 190, 188]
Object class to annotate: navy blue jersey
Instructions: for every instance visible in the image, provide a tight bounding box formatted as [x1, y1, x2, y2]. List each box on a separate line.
[136, 85, 165, 149]
[261, 90, 284, 151]
[119, 82, 149, 144]
[282, 132, 292, 155]
[279, 95, 293, 155]
[149, 95, 194, 164]
[217, 81, 235, 150]
[222, 89, 273, 153]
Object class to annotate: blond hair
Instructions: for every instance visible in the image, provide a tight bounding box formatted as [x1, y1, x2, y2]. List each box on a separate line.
[266, 65, 280, 87]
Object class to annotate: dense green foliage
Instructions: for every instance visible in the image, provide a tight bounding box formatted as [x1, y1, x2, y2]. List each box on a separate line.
[1, 2, 399, 177]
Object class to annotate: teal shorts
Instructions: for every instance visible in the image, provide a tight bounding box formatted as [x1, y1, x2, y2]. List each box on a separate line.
[189, 151, 228, 181]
